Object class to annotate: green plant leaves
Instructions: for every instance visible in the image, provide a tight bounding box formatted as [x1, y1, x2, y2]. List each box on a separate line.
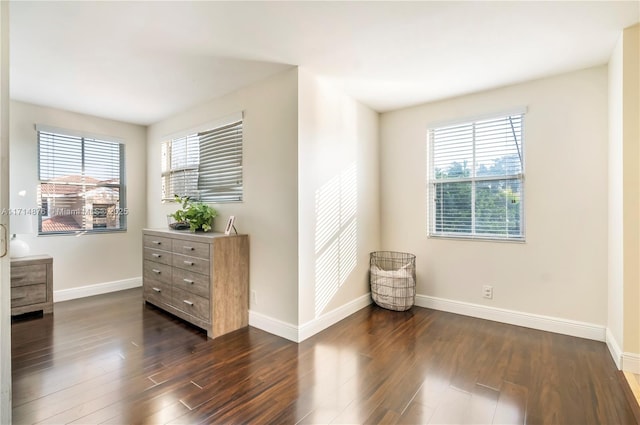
[169, 195, 217, 232]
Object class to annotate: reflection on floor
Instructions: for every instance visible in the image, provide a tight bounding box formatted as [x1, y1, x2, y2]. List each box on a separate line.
[11, 288, 636, 424]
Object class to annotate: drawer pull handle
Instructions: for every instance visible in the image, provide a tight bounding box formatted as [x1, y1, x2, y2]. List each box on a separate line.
[184, 246, 194, 251]
[152, 240, 162, 245]
[152, 269, 161, 274]
[152, 253, 162, 258]
[183, 279, 194, 284]
[152, 287, 161, 293]
[183, 261, 194, 266]
[183, 300, 194, 306]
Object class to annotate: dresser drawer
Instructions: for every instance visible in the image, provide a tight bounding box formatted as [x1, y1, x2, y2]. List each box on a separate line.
[143, 247, 172, 266]
[11, 265, 47, 287]
[11, 284, 46, 308]
[143, 235, 173, 250]
[173, 287, 210, 321]
[144, 280, 172, 306]
[143, 261, 172, 285]
[172, 239, 210, 259]
[173, 268, 210, 299]
[142, 229, 249, 339]
[172, 253, 210, 275]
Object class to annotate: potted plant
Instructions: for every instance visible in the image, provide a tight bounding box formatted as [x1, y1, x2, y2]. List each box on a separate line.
[168, 195, 217, 232]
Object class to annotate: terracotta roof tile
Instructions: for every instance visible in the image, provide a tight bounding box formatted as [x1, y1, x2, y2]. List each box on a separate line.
[41, 215, 82, 232]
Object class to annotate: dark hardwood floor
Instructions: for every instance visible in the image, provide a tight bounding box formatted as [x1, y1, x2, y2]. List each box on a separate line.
[11, 288, 636, 424]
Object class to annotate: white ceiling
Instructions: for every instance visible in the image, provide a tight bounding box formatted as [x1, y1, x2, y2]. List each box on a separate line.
[9, 1, 640, 126]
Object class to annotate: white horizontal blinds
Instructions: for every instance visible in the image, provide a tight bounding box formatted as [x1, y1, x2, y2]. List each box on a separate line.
[431, 123, 473, 180]
[474, 115, 523, 178]
[429, 113, 524, 239]
[38, 131, 84, 229]
[37, 129, 125, 234]
[84, 138, 121, 184]
[198, 120, 243, 202]
[474, 115, 523, 237]
[475, 179, 522, 236]
[161, 134, 199, 201]
[162, 115, 243, 203]
[431, 181, 472, 233]
[38, 131, 82, 180]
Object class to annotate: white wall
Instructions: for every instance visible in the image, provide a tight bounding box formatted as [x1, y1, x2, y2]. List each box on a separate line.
[10, 101, 147, 293]
[147, 68, 300, 326]
[380, 66, 609, 325]
[621, 24, 640, 358]
[297, 68, 380, 327]
[623, 24, 640, 360]
[608, 23, 640, 373]
[608, 34, 624, 356]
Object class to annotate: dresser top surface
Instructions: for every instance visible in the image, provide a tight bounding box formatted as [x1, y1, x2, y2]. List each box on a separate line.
[11, 254, 53, 265]
[143, 228, 246, 244]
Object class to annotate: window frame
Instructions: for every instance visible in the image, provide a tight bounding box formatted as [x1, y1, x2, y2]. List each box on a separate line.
[36, 125, 127, 236]
[427, 110, 526, 242]
[161, 112, 244, 204]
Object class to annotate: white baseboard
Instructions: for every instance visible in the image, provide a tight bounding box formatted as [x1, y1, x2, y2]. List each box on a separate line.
[609, 329, 640, 373]
[606, 328, 623, 369]
[52, 279, 634, 369]
[298, 293, 372, 342]
[249, 293, 372, 343]
[415, 294, 606, 342]
[250, 293, 607, 345]
[623, 352, 640, 374]
[251, 294, 636, 370]
[54, 277, 142, 302]
[248, 310, 299, 342]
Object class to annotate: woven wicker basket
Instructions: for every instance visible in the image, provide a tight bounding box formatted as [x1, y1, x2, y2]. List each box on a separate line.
[370, 251, 416, 311]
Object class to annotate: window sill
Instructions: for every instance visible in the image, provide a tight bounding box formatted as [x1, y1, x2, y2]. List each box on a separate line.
[38, 228, 127, 237]
[428, 234, 525, 243]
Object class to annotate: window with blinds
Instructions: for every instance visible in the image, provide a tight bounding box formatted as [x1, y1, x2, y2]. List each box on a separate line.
[427, 112, 524, 240]
[161, 118, 243, 203]
[37, 127, 126, 234]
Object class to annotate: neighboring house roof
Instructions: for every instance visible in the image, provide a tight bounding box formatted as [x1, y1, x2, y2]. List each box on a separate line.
[41, 215, 82, 232]
[41, 176, 119, 197]
[40, 182, 83, 196]
[48, 175, 101, 185]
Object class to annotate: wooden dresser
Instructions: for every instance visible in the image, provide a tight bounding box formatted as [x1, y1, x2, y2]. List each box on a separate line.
[142, 229, 249, 339]
[11, 255, 54, 316]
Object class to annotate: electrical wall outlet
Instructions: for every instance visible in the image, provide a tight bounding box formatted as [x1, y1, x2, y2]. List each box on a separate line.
[482, 285, 493, 299]
[251, 290, 257, 306]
